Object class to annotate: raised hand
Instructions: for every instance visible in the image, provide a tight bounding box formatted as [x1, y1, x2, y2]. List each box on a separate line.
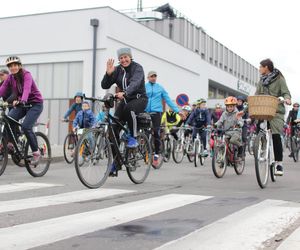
[106, 59, 115, 76]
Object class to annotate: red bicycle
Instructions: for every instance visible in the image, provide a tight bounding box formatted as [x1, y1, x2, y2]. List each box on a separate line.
[211, 128, 245, 178]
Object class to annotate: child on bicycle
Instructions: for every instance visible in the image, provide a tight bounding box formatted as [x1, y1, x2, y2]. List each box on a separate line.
[161, 108, 181, 140]
[186, 98, 211, 156]
[73, 101, 95, 132]
[63, 92, 84, 121]
[215, 96, 244, 161]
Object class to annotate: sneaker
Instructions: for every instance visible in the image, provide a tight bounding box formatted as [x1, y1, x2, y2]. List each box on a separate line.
[275, 165, 284, 176]
[127, 136, 138, 148]
[152, 154, 160, 169]
[109, 163, 118, 177]
[288, 153, 294, 158]
[202, 149, 208, 157]
[31, 151, 40, 166]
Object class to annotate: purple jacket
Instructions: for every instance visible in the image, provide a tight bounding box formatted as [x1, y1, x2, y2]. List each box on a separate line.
[0, 69, 43, 103]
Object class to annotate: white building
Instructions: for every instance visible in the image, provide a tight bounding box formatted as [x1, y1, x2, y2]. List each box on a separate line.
[0, 5, 257, 145]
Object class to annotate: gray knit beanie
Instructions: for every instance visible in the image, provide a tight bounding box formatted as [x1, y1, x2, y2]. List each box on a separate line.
[117, 48, 132, 59]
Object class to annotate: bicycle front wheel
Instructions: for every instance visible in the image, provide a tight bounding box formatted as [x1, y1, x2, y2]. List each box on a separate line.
[291, 137, 299, 162]
[212, 145, 227, 178]
[163, 139, 172, 163]
[75, 128, 112, 189]
[172, 139, 184, 163]
[0, 136, 8, 176]
[63, 133, 77, 164]
[126, 132, 151, 184]
[25, 132, 51, 177]
[194, 140, 200, 167]
[248, 135, 255, 155]
[254, 132, 269, 188]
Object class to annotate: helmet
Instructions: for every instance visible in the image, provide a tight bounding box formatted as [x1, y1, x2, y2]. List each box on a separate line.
[5, 56, 22, 66]
[293, 102, 300, 107]
[197, 98, 206, 105]
[224, 96, 237, 105]
[182, 105, 191, 112]
[215, 103, 222, 109]
[74, 92, 84, 99]
[236, 95, 246, 102]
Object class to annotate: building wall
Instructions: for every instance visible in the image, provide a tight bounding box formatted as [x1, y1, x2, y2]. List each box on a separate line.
[0, 7, 256, 144]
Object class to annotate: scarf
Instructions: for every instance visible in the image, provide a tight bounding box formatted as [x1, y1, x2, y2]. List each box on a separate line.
[260, 68, 280, 86]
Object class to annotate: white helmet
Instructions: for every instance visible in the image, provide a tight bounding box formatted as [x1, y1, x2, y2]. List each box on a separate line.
[6, 56, 22, 66]
[182, 105, 191, 112]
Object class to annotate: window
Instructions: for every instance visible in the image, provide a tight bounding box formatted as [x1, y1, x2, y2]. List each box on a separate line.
[217, 89, 226, 99]
[208, 86, 217, 99]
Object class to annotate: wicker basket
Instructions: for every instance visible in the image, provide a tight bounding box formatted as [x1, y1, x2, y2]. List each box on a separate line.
[248, 95, 278, 121]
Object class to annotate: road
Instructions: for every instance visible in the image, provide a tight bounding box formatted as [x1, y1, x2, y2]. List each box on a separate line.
[0, 151, 299, 250]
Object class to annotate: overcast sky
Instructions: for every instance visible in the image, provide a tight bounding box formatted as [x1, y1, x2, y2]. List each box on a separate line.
[1, 0, 299, 101]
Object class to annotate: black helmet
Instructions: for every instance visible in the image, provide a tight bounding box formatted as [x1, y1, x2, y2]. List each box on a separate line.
[6, 56, 22, 66]
[236, 95, 246, 102]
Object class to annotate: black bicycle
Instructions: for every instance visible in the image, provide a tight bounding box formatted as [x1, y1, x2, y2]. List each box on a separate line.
[290, 124, 300, 162]
[74, 94, 152, 189]
[62, 120, 79, 164]
[0, 99, 51, 177]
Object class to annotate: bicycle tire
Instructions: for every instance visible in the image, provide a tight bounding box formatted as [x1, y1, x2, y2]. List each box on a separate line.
[126, 132, 151, 184]
[163, 139, 171, 163]
[212, 145, 227, 178]
[186, 141, 195, 163]
[63, 133, 77, 164]
[0, 136, 8, 176]
[25, 132, 52, 177]
[270, 162, 276, 182]
[194, 140, 200, 167]
[74, 128, 112, 189]
[291, 137, 299, 162]
[172, 139, 185, 164]
[248, 135, 255, 155]
[234, 157, 245, 175]
[199, 143, 205, 166]
[254, 132, 269, 189]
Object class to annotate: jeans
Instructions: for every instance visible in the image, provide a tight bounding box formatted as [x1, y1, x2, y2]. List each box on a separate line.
[8, 103, 43, 152]
[150, 112, 162, 155]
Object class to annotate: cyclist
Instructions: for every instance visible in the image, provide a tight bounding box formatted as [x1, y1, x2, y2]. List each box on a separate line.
[255, 58, 291, 176]
[0, 69, 15, 103]
[236, 95, 248, 155]
[187, 98, 211, 156]
[286, 102, 299, 157]
[161, 108, 182, 140]
[63, 92, 84, 121]
[73, 101, 96, 133]
[145, 70, 181, 167]
[211, 103, 223, 125]
[0, 56, 43, 165]
[101, 48, 147, 176]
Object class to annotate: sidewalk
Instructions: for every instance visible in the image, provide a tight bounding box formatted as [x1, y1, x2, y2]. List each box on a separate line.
[277, 226, 300, 249]
[50, 145, 64, 162]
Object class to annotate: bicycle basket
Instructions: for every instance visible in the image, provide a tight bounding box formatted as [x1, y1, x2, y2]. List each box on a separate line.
[137, 113, 152, 129]
[248, 95, 278, 121]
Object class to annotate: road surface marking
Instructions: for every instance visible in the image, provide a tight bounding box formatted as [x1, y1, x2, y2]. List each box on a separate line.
[0, 188, 135, 213]
[0, 194, 211, 250]
[0, 182, 62, 194]
[155, 199, 300, 250]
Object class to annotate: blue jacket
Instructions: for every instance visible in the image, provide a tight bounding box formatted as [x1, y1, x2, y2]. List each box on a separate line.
[64, 103, 82, 119]
[73, 109, 95, 129]
[187, 108, 211, 128]
[145, 82, 179, 113]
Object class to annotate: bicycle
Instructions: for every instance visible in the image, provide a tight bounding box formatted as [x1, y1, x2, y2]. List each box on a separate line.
[211, 128, 245, 178]
[193, 126, 209, 167]
[74, 94, 152, 189]
[172, 127, 193, 163]
[62, 120, 79, 164]
[161, 126, 172, 163]
[247, 123, 256, 155]
[0, 99, 51, 177]
[290, 123, 300, 162]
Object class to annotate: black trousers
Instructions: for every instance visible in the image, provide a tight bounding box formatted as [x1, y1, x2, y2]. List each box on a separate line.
[272, 134, 283, 161]
[150, 112, 162, 155]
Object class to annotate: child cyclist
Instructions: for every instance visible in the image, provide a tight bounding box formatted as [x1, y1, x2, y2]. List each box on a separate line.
[215, 96, 244, 161]
[161, 108, 182, 140]
[73, 101, 95, 132]
[186, 98, 211, 156]
[63, 92, 84, 121]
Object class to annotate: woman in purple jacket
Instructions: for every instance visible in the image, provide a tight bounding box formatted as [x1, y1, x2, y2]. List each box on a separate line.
[0, 56, 43, 165]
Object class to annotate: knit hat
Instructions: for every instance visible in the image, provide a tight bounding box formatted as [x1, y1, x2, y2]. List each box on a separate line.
[117, 48, 132, 59]
[148, 71, 157, 77]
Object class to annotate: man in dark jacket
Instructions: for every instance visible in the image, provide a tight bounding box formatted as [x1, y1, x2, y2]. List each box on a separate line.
[286, 102, 299, 157]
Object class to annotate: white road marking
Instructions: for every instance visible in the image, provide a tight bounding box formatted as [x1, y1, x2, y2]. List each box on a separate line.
[0, 188, 135, 213]
[0, 194, 211, 250]
[155, 199, 300, 250]
[0, 182, 62, 194]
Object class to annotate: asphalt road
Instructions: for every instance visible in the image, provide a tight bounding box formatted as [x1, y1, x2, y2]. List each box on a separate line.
[0, 151, 299, 250]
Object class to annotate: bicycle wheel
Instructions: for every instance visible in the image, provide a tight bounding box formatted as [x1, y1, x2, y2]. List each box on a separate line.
[150, 136, 164, 169]
[248, 135, 255, 155]
[291, 137, 299, 162]
[254, 132, 269, 189]
[194, 140, 200, 167]
[75, 128, 112, 189]
[0, 137, 8, 176]
[63, 133, 77, 164]
[199, 143, 205, 166]
[163, 139, 172, 163]
[172, 139, 184, 163]
[234, 156, 245, 175]
[186, 141, 194, 162]
[212, 144, 227, 178]
[25, 132, 51, 177]
[270, 162, 276, 182]
[126, 132, 151, 184]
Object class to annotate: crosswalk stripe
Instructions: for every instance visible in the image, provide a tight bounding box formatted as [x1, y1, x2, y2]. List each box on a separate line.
[0, 188, 135, 213]
[154, 199, 300, 250]
[277, 226, 300, 249]
[0, 194, 211, 250]
[0, 182, 62, 194]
